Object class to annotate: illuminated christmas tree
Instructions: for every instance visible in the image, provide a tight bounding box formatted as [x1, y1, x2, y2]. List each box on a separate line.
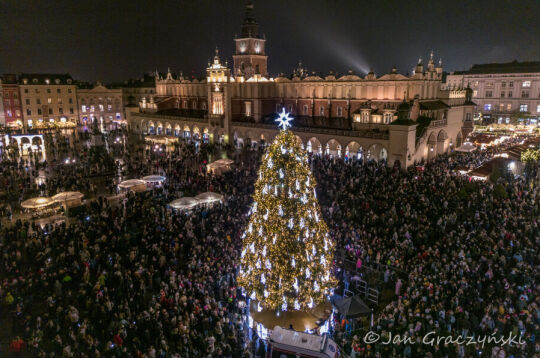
[238, 109, 335, 313]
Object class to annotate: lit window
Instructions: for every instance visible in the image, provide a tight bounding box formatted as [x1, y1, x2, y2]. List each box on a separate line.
[245, 101, 252, 117]
[116, 113, 121, 119]
[90, 105, 95, 112]
[519, 104, 528, 112]
[537, 105, 540, 113]
[507, 104, 511, 111]
[473, 90, 478, 97]
[484, 104, 491, 111]
[99, 104, 104, 112]
[522, 81, 531, 87]
[82, 105, 87, 113]
[107, 104, 112, 111]
[47, 98, 52, 104]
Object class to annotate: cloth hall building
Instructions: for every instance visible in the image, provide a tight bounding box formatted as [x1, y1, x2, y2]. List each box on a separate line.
[127, 1, 474, 168]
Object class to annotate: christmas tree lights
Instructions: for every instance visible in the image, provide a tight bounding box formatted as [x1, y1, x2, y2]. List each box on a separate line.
[238, 111, 336, 312]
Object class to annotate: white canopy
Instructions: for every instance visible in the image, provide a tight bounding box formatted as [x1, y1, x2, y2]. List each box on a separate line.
[194, 192, 224, 203]
[213, 158, 234, 165]
[119, 179, 147, 192]
[456, 142, 477, 152]
[207, 158, 234, 174]
[170, 197, 200, 210]
[141, 175, 166, 183]
[51, 191, 84, 203]
[119, 179, 146, 188]
[21, 197, 55, 209]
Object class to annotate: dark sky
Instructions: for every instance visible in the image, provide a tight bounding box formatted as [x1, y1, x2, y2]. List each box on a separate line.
[1, 0, 539, 82]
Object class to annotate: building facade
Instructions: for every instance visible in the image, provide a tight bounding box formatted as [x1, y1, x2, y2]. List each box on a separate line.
[2, 74, 23, 128]
[77, 84, 125, 128]
[18, 74, 78, 130]
[127, 1, 474, 168]
[445, 61, 540, 125]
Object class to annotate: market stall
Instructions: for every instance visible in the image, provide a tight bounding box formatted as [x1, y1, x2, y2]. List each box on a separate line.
[141, 175, 166, 187]
[118, 179, 147, 193]
[194, 192, 224, 207]
[169, 197, 200, 211]
[206, 158, 234, 175]
[51, 191, 84, 208]
[21, 197, 57, 217]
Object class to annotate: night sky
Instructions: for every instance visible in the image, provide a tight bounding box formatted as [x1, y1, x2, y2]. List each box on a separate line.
[1, 0, 539, 82]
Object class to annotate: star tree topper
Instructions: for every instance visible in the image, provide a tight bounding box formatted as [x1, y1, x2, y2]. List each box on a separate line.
[275, 108, 293, 130]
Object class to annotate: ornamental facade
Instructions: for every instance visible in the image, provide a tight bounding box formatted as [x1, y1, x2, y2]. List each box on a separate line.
[127, 1, 475, 168]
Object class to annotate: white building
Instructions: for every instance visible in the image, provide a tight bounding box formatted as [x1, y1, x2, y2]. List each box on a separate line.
[77, 84, 125, 128]
[445, 61, 540, 125]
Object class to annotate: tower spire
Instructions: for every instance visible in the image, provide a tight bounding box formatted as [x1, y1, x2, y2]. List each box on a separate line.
[241, 0, 259, 38]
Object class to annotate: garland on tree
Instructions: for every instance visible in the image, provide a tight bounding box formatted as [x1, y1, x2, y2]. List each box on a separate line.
[238, 115, 335, 312]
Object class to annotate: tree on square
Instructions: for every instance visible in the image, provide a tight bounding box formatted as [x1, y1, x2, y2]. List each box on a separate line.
[237, 109, 336, 313]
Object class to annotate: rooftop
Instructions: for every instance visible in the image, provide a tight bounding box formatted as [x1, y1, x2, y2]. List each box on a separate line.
[19, 73, 74, 85]
[453, 60, 540, 75]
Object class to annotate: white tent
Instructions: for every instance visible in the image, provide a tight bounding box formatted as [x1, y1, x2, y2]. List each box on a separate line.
[119, 179, 147, 192]
[21, 197, 55, 209]
[51, 191, 84, 207]
[207, 158, 234, 175]
[194, 192, 224, 205]
[141, 175, 166, 184]
[456, 141, 477, 152]
[170, 197, 200, 210]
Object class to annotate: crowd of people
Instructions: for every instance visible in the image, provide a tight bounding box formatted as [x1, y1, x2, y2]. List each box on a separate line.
[0, 128, 538, 357]
[314, 140, 538, 357]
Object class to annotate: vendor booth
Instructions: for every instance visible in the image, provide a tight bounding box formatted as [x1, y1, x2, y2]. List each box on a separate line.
[194, 192, 223, 207]
[141, 175, 166, 187]
[51, 191, 84, 208]
[118, 179, 147, 193]
[206, 158, 234, 175]
[21, 197, 57, 217]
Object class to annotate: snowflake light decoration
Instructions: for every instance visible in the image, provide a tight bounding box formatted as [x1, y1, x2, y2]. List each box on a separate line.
[275, 108, 293, 130]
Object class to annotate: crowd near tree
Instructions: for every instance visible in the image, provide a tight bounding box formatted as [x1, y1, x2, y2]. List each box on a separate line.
[0, 128, 538, 357]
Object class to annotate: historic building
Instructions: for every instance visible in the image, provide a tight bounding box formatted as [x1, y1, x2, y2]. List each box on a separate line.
[127, 1, 474, 167]
[1, 74, 23, 128]
[18, 73, 78, 130]
[445, 61, 540, 125]
[77, 83, 125, 127]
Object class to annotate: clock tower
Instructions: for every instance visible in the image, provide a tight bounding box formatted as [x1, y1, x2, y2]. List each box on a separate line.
[233, 1, 268, 79]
